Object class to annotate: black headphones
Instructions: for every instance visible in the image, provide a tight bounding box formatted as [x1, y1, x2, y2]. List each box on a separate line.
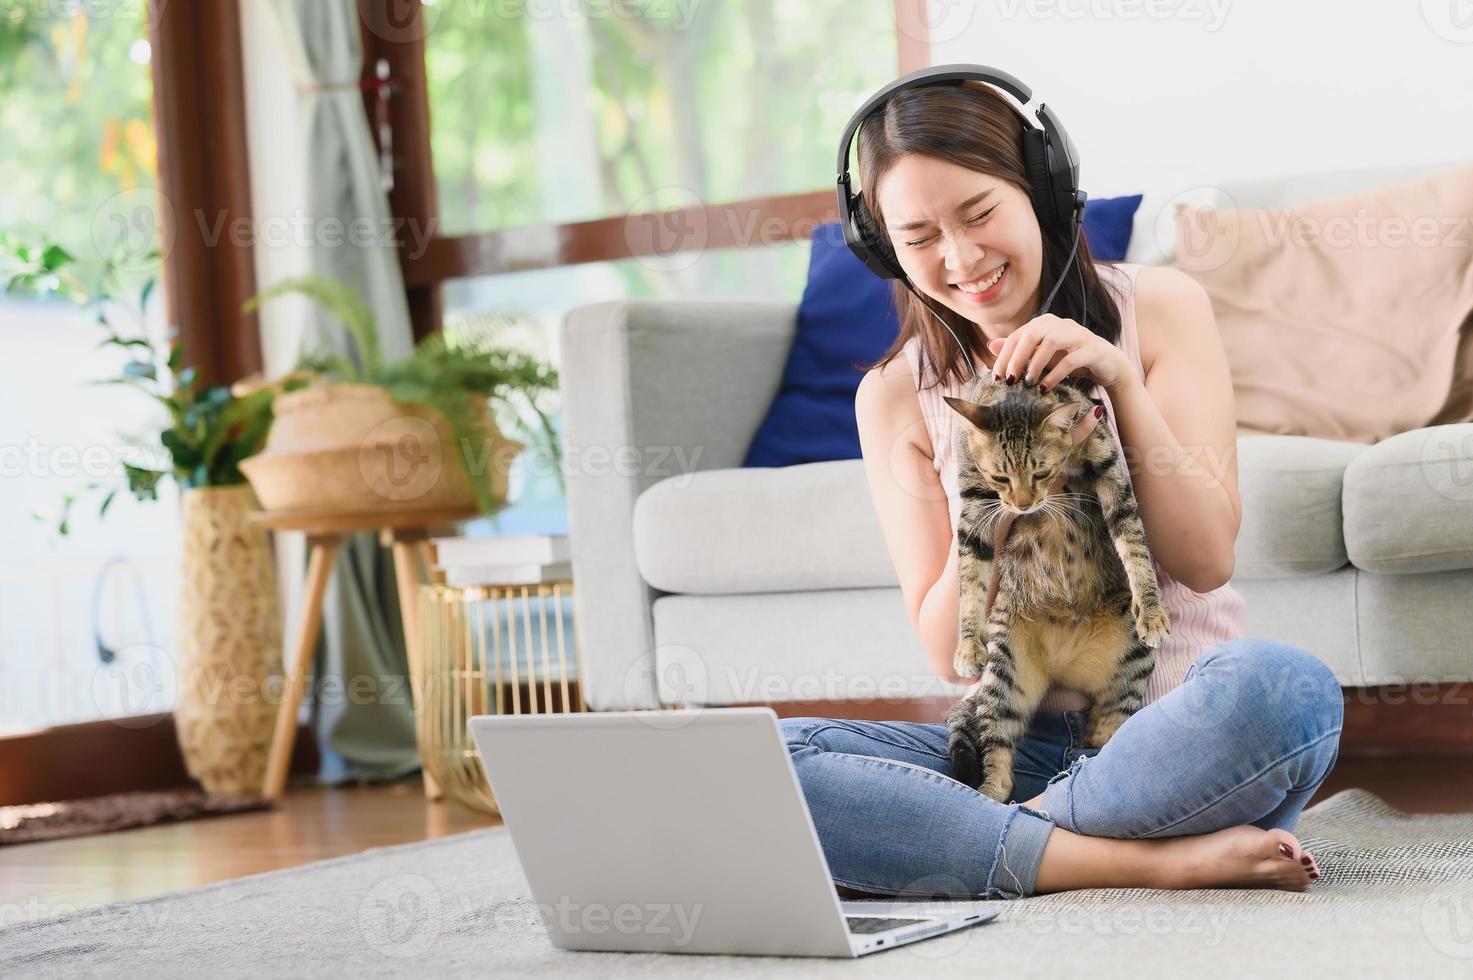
[835, 64, 1089, 378]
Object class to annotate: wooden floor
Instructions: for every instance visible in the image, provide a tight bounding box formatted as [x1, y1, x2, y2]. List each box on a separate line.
[2, 755, 1469, 919]
[0, 782, 498, 917]
[1315, 752, 1473, 814]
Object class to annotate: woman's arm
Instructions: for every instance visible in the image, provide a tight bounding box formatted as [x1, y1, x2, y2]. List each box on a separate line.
[1107, 266, 1242, 593]
[917, 532, 968, 684]
[854, 361, 967, 684]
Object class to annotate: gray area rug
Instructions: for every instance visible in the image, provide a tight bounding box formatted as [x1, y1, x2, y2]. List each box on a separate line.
[3, 789, 1471, 978]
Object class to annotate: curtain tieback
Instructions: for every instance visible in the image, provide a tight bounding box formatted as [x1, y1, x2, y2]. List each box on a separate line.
[297, 77, 394, 96]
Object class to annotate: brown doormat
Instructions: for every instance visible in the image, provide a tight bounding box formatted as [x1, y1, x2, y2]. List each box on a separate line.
[0, 790, 273, 846]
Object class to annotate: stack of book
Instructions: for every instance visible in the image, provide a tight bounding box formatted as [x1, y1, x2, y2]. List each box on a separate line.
[431, 532, 572, 587]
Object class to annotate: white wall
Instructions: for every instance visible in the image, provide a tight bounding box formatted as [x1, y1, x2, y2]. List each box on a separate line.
[927, 0, 1473, 196]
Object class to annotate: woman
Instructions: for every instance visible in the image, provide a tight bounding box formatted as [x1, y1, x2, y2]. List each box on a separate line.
[784, 79, 1343, 899]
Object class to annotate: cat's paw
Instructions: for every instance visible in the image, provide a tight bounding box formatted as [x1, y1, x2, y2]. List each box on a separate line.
[1133, 601, 1171, 648]
[977, 774, 1013, 803]
[953, 639, 987, 678]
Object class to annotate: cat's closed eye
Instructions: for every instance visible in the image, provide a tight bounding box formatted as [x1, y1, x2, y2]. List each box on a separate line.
[989, 468, 1056, 486]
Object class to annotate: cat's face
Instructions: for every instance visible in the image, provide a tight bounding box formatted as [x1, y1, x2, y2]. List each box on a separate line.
[944, 382, 1083, 514]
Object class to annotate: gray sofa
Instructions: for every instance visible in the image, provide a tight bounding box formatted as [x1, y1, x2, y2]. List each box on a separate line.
[560, 164, 1473, 711]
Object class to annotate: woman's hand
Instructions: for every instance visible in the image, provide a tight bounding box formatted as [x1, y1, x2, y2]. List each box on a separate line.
[988, 314, 1136, 392]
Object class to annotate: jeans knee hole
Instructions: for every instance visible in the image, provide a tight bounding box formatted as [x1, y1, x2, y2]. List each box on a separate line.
[1046, 754, 1088, 786]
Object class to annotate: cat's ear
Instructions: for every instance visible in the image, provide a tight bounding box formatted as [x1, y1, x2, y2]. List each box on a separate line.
[943, 395, 996, 432]
[1038, 400, 1086, 434]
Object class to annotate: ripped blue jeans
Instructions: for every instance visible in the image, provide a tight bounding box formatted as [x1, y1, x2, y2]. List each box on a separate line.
[782, 638, 1344, 900]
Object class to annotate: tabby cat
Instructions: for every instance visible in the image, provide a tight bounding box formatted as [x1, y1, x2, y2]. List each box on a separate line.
[943, 376, 1171, 803]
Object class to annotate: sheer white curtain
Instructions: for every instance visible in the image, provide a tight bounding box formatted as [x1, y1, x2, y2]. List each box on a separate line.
[260, 0, 414, 365]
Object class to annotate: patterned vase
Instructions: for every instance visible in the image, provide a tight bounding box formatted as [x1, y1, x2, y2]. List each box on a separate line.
[175, 484, 283, 796]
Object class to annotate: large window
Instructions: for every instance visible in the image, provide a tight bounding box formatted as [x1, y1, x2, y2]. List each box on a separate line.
[413, 1, 907, 534]
[1, 4, 176, 732]
[427, 2, 896, 236]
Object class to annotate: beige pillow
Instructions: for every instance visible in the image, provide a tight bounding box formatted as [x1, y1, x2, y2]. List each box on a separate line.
[1174, 164, 1473, 444]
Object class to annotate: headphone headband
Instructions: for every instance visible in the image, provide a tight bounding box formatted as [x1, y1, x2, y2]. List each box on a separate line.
[835, 63, 1085, 282]
[834, 64, 1033, 176]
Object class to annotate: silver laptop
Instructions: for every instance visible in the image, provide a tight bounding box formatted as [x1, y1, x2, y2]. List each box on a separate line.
[467, 706, 999, 957]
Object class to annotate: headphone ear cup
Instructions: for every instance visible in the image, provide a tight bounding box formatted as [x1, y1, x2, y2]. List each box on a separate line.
[851, 192, 902, 280]
[1021, 127, 1058, 231]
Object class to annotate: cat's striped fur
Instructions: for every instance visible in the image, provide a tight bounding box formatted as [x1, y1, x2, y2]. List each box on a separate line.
[943, 376, 1170, 802]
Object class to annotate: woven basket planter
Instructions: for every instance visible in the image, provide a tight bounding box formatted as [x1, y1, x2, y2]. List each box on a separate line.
[176, 484, 283, 796]
[240, 383, 522, 516]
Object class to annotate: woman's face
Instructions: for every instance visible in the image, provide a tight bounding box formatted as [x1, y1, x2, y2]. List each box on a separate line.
[875, 153, 1043, 337]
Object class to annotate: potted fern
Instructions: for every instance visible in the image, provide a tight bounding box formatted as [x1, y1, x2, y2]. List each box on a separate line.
[239, 275, 561, 517]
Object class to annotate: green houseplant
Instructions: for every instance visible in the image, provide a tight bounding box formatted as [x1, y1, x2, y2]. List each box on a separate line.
[3, 233, 285, 797]
[240, 275, 561, 516]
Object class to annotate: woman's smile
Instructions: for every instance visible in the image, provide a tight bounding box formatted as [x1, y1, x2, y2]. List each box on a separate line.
[950, 261, 1009, 303]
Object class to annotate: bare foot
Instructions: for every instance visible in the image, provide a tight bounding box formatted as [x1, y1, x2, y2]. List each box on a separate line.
[1143, 826, 1320, 891]
[1018, 793, 1320, 893]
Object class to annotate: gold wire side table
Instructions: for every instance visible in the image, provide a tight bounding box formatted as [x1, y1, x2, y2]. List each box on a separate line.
[417, 580, 586, 814]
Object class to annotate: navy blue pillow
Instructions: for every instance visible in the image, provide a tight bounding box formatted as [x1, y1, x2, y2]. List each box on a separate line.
[742, 194, 1142, 468]
[1080, 192, 1142, 262]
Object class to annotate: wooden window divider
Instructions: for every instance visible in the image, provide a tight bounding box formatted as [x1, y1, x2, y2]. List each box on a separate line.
[399, 188, 840, 287]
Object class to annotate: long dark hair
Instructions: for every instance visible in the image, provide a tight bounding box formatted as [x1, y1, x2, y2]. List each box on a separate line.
[857, 80, 1124, 392]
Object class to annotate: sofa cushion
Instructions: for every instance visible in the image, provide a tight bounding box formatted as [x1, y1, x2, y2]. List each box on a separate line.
[741, 223, 898, 468]
[633, 459, 897, 594]
[642, 434, 1377, 592]
[1343, 423, 1473, 573]
[1234, 435, 1369, 578]
[1235, 569, 1361, 685]
[650, 589, 957, 704]
[1080, 192, 1143, 261]
[1353, 567, 1473, 682]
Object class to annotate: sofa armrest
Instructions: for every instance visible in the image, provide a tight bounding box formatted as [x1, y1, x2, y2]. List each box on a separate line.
[1343, 423, 1473, 574]
[559, 299, 798, 709]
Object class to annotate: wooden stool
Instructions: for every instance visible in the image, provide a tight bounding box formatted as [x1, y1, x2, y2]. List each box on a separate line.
[252, 507, 478, 800]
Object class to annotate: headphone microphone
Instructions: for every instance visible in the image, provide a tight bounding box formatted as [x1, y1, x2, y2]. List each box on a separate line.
[836, 64, 1089, 382]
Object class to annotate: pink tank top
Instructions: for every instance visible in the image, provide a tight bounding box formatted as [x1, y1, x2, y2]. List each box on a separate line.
[901, 261, 1246, 710]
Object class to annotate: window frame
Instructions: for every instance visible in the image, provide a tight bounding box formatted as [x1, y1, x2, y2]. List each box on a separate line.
[147, 0, 261, 385]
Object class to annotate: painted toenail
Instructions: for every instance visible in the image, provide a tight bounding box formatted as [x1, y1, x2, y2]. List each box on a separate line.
[1300, 855, 1312, 865]
[1279, 843, 1294, 858]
